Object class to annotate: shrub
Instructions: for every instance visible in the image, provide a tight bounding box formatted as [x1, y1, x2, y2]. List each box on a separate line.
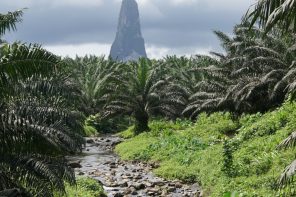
[63, 177, 106, 197]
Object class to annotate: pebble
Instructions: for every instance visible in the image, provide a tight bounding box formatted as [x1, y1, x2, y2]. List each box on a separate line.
[86, 139, 94, 144]
[134, 183, 146, 190]
[69, 135, 201, 197]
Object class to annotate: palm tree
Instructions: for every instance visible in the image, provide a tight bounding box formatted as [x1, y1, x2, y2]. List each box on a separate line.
[0, 9, 23, 39]
[0, 10, 84, 196]
[66, 55, 123, 116]
[183, 23, 296, 118]
[248, 0, 296, 32]
[163, 55, 227, 119]
[104, 58, 185, 134]
[217, 26, 285, 113]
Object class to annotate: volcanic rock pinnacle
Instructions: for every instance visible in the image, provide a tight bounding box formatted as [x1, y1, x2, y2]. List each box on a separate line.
[110, 0, 147, 61]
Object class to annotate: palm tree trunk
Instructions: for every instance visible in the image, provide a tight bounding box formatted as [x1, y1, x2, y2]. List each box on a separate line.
[134, 110, 149, 135]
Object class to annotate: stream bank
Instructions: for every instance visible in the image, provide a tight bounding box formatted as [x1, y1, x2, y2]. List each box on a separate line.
[68, 135, 201, 197]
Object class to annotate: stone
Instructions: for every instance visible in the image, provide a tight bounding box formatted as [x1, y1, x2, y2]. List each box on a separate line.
[77, 171, 85, 175]
[147, 188, 160, 195]
[123, 188, 132, 195]
[175, 182, 182, 188]
[68, 161, 81, 168]
[151, 162, 160, 168]
[134, 183, 146, 190]
[168, 183, 175, 187]
[110, 0, 147, 61]
[104, 161, 112, 165]
[121, 175, 131, 179]
[145, 182, 153, 187]
[148, 191, 155, 196]
[167, 187, 175, 192]
[134, 174, 142, 179]
[114, 193, 124, 197]
[110, 164, 117, 168]
[86, 139, 94, 143]
[190, 183, 200, 191]
[119, 181, 128, 187]
[151, 180, 165, 187]
[131, 190, 138, 195]
[161, 190, 168, 196]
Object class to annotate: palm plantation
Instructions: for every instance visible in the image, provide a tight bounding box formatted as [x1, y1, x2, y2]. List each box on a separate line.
[1, 0, 296, 196]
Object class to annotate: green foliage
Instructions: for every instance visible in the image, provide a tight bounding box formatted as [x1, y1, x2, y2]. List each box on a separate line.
[247, 0, 296, 33]
[64, 55, 122, 116]
[0, 10, 84, 196]
[186, 23, 296, 117]
[195, 112, 238, 134]
[83, 125, 98, 137]
[2, 2, 296, 197]
[118, 126, 135, 139]
[62, 178, 106, 197]
[104, 58, 186, 134]
[86, 114, 132, 134]
[223, 191, 240, 197]
[115, 102, 296, 196]
[222, 139, 235, 177]
[83, 115, 98, 136]
[116, 132, 158, 160]
[0, 10, 23, 37]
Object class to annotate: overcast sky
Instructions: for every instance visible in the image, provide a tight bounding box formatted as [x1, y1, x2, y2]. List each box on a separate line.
[1, 0, 255, 59]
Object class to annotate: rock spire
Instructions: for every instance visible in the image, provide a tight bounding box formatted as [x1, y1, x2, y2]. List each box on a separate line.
[110, 0, 147, 61]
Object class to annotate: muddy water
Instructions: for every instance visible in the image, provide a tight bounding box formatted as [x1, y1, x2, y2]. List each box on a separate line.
[68, 135, 201, 197]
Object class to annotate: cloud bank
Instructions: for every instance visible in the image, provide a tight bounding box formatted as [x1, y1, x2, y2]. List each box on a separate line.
[1, 0, 255, 59]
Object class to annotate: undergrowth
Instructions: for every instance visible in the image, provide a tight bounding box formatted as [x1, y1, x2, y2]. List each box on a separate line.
[115, 101, 296, 196]
[62, 177, 106, 197]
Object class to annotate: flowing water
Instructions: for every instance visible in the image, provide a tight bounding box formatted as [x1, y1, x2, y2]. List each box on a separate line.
[67, 135, 201, 197]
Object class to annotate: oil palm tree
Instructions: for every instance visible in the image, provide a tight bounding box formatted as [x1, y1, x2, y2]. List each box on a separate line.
[104, 58, 185, 134]
[0, 10, 84, 196]
[66, 55, 123, 116]
[0, 9, 23, 38]
[248, 0, 296, 32]
[218, 25, 291, 113]
[184, 23, 295, 118]
[163, 55, 227, 119]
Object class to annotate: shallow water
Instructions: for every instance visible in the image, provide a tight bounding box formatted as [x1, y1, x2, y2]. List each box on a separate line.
[67, 135, 201, 197]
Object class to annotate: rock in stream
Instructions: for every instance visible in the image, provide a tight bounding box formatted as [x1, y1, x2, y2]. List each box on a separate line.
[67, 135, 202, 197]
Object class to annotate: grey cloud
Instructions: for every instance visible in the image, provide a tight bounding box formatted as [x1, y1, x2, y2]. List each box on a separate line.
[1, 0, 254, 55]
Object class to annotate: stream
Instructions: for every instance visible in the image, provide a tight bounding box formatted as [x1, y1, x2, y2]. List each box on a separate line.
[68, 135, 201, 197]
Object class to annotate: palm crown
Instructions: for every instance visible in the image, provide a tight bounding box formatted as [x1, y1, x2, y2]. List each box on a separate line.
[104, 58, 185, 134]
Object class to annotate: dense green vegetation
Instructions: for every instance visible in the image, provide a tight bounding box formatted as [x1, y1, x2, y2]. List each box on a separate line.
[62, 177, 106, 197]
[116, 100, 296, 196]
[0, 10, 85, 196]
[1, 0, 296, 196]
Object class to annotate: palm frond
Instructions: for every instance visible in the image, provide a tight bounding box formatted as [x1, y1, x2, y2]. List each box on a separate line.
[0, 10, 24, 36]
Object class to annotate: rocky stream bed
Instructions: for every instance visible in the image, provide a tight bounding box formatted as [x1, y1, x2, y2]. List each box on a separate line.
[68, 135, 202, 197]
